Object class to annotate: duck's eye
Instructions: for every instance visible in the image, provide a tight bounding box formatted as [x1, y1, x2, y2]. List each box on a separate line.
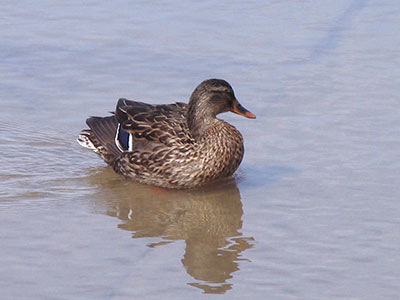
[210, 94, 224, 103]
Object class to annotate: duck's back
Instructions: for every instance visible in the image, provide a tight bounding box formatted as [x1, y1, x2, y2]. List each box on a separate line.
[114, 98, 191, 152]
[78, 99, 190, 163]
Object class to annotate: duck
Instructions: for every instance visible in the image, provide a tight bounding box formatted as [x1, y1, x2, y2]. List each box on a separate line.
[77, 79, 256, 189]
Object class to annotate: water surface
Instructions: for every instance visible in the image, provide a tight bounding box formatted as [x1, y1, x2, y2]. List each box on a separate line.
[1, 1, 399, 299]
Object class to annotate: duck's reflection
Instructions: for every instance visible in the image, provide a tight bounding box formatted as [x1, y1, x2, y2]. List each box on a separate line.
[88, 168, 254, 294]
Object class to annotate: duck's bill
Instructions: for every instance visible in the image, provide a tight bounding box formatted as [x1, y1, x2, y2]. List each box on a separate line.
[230, 103, 256, 119]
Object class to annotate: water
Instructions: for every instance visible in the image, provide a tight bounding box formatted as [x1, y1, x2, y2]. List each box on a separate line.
[1, 1, 399, 299]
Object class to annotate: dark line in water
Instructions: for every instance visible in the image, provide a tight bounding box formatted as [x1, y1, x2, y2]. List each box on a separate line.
[305, 0, 368, 62]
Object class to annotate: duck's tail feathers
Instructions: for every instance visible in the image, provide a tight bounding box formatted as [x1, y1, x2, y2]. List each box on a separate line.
[77, 129, 98, 151]
[77, 116, 121, 164]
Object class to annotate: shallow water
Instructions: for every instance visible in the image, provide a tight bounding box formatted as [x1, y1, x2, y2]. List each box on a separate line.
[1, 1, 400, 299]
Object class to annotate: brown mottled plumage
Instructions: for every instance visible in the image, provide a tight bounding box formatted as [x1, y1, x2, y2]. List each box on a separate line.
[77, 79, 255, 189]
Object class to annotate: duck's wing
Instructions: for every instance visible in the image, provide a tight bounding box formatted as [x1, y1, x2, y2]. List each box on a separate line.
[115, 98, 192, 152]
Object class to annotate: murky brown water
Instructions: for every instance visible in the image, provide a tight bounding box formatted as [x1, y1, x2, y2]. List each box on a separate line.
[1, 1, 400, 299]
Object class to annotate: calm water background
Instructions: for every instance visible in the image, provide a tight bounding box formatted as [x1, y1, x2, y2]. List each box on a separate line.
[1, 1, 399, 299]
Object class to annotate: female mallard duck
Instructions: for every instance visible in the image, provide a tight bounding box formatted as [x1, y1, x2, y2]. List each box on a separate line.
[77, 79, 255, 189]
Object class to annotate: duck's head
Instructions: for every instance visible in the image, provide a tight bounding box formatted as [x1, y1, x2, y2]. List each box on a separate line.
[188, 79, 255, 138]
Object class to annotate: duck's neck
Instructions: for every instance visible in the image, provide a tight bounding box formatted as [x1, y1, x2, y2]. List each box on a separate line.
[187, 105, 218, 139]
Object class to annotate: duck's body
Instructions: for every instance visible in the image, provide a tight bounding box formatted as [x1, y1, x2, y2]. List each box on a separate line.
[78, 79, 255, 189]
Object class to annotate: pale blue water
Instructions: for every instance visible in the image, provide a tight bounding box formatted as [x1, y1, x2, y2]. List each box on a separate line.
[1, 1, 399, 299]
